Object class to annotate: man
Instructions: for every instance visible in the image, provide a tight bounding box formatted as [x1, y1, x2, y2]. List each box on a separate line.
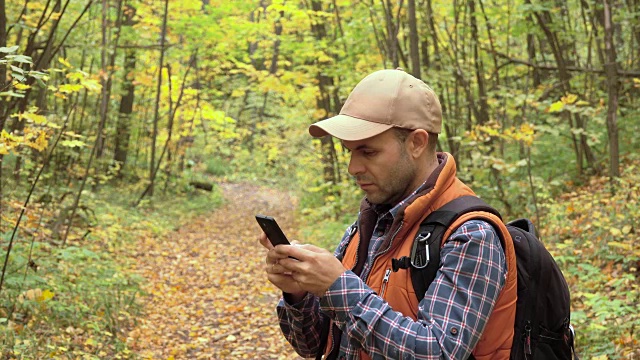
[259, 69, 517, 359]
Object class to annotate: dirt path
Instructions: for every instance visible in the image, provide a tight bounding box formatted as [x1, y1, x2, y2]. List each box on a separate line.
[127, 182, 304, 359]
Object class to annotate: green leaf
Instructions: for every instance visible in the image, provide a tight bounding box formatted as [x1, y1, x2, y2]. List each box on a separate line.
[5, 54, 33, 64]
[0, 45, 19, 53]
[60, 140, 86, 148]
[0, 91, 25, 98]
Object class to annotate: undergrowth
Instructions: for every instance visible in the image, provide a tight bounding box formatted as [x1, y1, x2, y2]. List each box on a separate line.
[0, 184, 223, 359]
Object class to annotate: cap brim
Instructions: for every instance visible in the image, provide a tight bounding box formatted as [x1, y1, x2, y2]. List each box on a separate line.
[308, 115, 394, 141]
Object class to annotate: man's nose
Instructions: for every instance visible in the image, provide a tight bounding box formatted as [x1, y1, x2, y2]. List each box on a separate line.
[348, 155, 364, 176]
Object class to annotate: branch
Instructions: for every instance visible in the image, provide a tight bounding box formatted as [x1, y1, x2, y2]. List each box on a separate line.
[488, 48, 640, 77]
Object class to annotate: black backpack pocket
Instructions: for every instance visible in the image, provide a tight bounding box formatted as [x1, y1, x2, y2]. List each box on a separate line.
[533, 326, 573, 360]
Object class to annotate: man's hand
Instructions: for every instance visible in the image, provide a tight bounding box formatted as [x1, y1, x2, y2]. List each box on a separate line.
[273, 244, 347, 297]
[259, 232, 307, 301]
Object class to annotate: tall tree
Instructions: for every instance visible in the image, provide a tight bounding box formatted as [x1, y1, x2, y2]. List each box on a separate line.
[310, 0, 341, 202]
[603, 0, 620, 178]
[148, 0, 169, 197]
[97, 0, 125, 159]
[407, 0, 420, 78]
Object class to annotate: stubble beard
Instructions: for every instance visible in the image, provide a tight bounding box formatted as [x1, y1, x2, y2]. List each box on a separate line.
[365, 150, 416, 205]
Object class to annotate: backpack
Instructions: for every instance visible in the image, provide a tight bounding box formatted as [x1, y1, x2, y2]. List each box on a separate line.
[391, 195, 579, 360]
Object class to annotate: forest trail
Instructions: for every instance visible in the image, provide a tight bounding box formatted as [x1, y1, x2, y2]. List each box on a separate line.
[126, 182, 303, 359]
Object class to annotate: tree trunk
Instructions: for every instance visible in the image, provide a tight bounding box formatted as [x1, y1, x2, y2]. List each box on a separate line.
[533, 7, 598, 175]
[113, 4, 137, 176]
[603, 0, 620, 178]
[0, 0, 5, 229]
[97, 0, 124, 159]
[113, 50, 136, 175]
[149, 0, 169, 197]
[407, 0, 420, 78]
[310, 0, 341, 210]
[525, 0, 541, 87]
[468, 0, 489, 125]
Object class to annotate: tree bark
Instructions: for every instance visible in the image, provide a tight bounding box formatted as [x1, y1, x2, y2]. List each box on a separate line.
[114, 50, 136, 174]
[533, 7, 598, 175]
[407, 0, 420, 78]
[310, 0, 341, 210]
[113, 4, 137, 175]
[97, 0, 124, 159]
[468, 0, 489, 125]
[149, 0, 169, 197]
[603, 0, 620, 178]
[0, 0, 6, 95]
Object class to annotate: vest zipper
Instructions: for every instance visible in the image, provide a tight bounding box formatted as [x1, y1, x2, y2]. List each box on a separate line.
[368, 225, 404, 282]
[380, 268, 392, 298]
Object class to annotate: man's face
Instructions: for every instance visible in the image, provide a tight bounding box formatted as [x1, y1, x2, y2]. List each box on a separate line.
[343, 129, 417, 205]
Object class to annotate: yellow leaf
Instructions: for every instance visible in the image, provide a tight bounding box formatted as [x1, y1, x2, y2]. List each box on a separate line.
[58, 57, 73, 68]
[58, 83, 83, 94]
[609, 228, 622, 237]
[14, 83, 30, 90]
[622, 225, 632, 234]
[38, 289, 54, 302]
[608, 241, 631, 250]
[226, 334, 237, 342]
[19, 112, 47, 124]
[548, 101, 564, 113]
[28, 130, 48, 151]
[561, 93, 578, 105]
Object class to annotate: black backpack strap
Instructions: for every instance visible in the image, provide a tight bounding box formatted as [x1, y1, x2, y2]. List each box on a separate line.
[392, 196, 502, 302]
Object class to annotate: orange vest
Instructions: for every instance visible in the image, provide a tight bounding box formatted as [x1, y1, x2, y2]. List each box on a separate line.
[325, 154, 517, 359]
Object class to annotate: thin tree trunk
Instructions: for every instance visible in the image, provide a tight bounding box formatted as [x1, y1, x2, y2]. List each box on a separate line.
[533, 8, 599, 175]
[407, 0, 420, 78]
[311, 0, 341, 216]
[603, 0, 620, 178]
[525, 0, 541, 87]
[137, 53, 195, 205]
[113, 4, 137, 176]
[0, 0, 6, 229]
[149, 0, 169, 197]
[0, 0, 6, 124]
[97, 0, 124, 159]
[468, 0, 489, 125]
[113, 50, 136, 175]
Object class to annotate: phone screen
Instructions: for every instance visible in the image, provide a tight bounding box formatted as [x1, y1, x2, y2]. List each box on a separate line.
[255, 214, 290, 246]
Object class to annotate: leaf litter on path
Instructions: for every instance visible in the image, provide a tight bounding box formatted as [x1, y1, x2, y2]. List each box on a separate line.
[127, 182, 304, 359]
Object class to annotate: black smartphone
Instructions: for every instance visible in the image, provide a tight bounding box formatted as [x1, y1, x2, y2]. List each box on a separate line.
[255, 214, 291, 246]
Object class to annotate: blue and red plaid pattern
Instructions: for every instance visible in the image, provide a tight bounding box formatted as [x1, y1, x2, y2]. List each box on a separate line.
[277, 218, 506, 359]
[277, 167, 507, 359]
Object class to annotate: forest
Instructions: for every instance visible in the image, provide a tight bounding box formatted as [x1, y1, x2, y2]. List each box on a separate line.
[0, 0, 638, 358]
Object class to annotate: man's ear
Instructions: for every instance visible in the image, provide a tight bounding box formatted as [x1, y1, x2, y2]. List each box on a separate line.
[407, 129, 429, 158]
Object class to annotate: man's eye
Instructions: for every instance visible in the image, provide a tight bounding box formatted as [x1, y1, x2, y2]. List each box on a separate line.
[362, 150, 377, 156]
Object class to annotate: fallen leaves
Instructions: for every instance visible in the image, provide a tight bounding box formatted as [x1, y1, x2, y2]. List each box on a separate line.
[126, 182, 303, 359]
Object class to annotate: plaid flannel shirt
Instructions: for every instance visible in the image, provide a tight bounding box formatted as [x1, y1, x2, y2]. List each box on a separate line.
[277, 186, 507, 359]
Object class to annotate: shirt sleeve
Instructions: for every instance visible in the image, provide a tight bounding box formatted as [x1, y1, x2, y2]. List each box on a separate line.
[318, 219, 507, 360]
[276, 292, 323, 358]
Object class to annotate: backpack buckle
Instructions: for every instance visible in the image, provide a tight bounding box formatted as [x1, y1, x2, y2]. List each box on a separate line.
[411, 232, 431, 269]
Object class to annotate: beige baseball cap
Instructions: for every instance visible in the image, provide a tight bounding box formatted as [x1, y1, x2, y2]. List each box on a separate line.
[309, 69, 442, 141]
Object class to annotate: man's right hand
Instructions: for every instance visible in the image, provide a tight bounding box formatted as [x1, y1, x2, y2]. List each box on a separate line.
[258, 232, 307, 302]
